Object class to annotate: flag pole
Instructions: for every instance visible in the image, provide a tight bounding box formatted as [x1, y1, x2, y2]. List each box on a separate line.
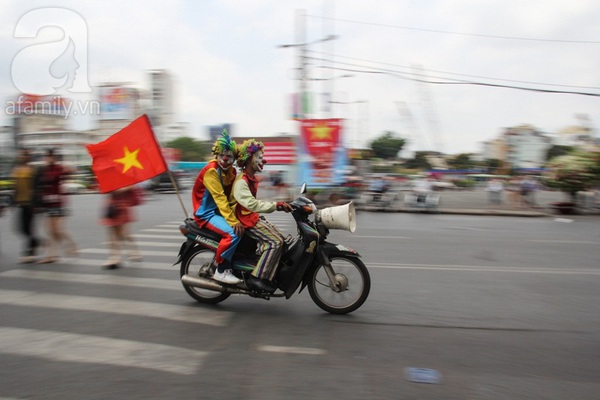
[167, 170, 190, 217]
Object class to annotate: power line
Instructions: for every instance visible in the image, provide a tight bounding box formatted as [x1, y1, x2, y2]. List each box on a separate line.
[311, 50, 600, 91]
[307, 14, 600, 44]
[306, 52, 600, 97]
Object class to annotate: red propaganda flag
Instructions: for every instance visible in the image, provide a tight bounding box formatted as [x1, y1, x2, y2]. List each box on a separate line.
[86, 115, 167, 193]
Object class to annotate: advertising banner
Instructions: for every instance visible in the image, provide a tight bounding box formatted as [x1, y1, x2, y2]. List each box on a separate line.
[298, 118, 347, 187]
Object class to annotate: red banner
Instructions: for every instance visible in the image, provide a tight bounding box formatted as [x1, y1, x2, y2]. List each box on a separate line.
[300, 119, 342, 184]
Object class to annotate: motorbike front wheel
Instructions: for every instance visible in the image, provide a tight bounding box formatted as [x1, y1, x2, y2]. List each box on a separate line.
[307, 256, 370, 314]
[180, 245, 231, 304]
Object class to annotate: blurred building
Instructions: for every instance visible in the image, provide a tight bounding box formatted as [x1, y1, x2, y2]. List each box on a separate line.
[7, 94, 93, 166]
[148, 69, 174, 141]
[0, 125, 14, 161]
[90, 84, 143, 144]
[553, 125, 595, 149]
[503, 124, 552, 169]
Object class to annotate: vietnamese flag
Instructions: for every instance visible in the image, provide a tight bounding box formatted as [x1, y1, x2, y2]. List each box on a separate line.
[86, 114, 167, 193]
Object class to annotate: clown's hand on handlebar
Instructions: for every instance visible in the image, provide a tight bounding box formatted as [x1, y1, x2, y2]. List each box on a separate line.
[276, 201, 293, 213]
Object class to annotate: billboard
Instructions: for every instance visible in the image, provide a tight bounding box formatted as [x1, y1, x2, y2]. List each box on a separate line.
[98, 86, 137, 120]
[298, 118, 347, 187]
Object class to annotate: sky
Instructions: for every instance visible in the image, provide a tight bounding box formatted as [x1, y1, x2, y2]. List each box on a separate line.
[1, 0, 599, 156]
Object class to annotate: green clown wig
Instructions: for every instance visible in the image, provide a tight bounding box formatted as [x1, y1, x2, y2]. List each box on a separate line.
[236, 139, 264, 169]
[211, 129, 237, 155]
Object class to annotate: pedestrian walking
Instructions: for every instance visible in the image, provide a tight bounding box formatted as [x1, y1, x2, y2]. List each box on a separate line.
[486, 178, 504, 207]
[10, 148, 43, 263]
[37, 148, 77, 263]
[99, 185, 144, 269]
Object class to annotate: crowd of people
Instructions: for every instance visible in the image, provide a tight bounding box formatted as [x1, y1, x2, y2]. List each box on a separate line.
[6, 148, 78, 264]
[486, 175, 539, 208]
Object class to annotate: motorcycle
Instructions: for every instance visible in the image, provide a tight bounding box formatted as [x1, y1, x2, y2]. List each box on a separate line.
[174, 184, 370, 314]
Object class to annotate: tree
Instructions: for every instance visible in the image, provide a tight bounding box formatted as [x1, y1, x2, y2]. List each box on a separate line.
[543, 150, 600, 202]
[369, 131, 406, 160]
[447, 153, 475, 170]
[165, 137, 212, 161]
[545, 145, 573, 161]
[403, 151, 432, 170]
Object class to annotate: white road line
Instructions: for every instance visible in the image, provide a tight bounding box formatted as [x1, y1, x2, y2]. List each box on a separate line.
[0, 327, 207, 375]
[132, 234, 183, 240]
[353, 235, 412, 239]
[528, 240, 599, 244]
[142, 228, 182, 233]
[0, 290, 231, 327]
[257, 345, 326, 355]
[370, 263, 600, 275]
[1, 269, 181, 290]
[78, 248, 175, 257]
[61, 257, 176, 270]
[132, 241, 182, 248]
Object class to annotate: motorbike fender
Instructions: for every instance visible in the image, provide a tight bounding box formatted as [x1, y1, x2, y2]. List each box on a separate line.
[300, 242, 361, 292]
[173, 239, 198, 266]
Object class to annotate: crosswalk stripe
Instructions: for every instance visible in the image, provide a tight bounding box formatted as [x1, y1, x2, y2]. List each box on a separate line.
[60, 257, 176, 270]
[78, 248, 175, 257]
[1, 269, 180, 290]
[132, 234, 183, 240]
[0, 327, 207, 375]
[142, 228, 179, 233]
[130, 241, 182, 248]
[0, 289, 231, 326]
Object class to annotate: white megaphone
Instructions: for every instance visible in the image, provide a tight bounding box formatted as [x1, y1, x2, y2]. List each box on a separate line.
[317, 201, 356, 233]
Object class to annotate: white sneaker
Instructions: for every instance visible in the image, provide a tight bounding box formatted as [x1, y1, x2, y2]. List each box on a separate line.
[213, 269, 242, 284]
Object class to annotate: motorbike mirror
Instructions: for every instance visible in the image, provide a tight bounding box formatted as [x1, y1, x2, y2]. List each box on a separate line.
[300, 182, 307, 194]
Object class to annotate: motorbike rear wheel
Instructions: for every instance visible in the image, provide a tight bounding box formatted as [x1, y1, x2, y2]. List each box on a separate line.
[307, 255, 370, 314]
[180, 245, 230, 304]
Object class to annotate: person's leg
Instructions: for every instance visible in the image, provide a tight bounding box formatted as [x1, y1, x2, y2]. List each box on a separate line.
[103, 225, 122, 268]
[122, 223, 142, 261]
[54, 214, 77, 256]
[250, 220, 285, 281]
[203, 216, 241, 284]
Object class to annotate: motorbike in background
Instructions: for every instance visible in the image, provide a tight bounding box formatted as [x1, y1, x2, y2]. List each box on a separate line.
[174, 184, 370, 314]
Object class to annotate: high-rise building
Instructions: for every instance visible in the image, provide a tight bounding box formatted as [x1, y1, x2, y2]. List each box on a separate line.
[149, 69, 174, 133]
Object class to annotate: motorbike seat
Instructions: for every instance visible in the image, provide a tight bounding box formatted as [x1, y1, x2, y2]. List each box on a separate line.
[183, 218, 223, 242]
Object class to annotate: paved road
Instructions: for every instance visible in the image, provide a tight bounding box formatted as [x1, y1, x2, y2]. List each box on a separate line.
[1, 192, 599, 399]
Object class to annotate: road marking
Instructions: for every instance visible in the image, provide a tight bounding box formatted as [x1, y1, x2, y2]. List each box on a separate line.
[371, 263, 600, 275]
[353, 235, 412, 239]
[0, 327, 207, 375]
[0, 290, 231, 327]
[257, 345, 326, 355]
[528, 240, 598, 244]
[142, 228, 180, 233]
[0, 269, 180, 290]
[133, 234, 183, 240]
[61, 257, 175, 271]
[78, 248, 175, 257]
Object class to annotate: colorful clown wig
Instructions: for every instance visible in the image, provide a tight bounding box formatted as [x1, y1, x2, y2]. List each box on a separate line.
[211, 129, 237, 155]
[236, 139, 265, 168]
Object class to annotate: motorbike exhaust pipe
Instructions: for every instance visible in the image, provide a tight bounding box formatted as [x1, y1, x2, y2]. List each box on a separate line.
[181, 274, 247, 294]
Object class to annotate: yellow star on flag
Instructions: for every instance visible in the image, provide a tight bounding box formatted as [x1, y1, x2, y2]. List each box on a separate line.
[310, 123, 334, 140]
[114, 146, 144, 173]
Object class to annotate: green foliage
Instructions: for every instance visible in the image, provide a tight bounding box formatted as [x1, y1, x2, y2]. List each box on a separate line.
[369, 131, 406, 160]
[403, 151, 431, 170]
[165, 137, 212, 161]
[447, 153, 476, 170]
[543, 150, 600, 200]
[545, 145, 574, 161]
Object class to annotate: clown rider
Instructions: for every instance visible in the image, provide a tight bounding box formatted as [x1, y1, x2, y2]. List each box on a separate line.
[233, 139, 292, 293]
[191, 130, 244, 284]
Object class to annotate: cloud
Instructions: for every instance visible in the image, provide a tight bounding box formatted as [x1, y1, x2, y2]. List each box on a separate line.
[1, 0, 598, 155]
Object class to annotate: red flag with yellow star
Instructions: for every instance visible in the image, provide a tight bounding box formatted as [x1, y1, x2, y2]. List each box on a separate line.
[86, 115, 167, 193]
